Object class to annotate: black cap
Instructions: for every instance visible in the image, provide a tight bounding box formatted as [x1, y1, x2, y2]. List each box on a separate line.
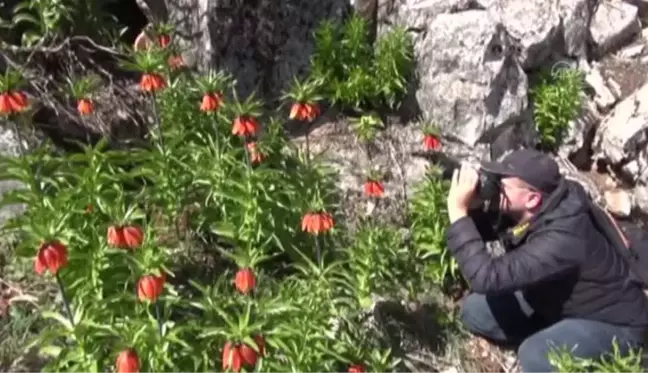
[480, 148, 561, 194]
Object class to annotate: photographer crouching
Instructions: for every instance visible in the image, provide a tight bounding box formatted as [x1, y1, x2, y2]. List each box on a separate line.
[445, 148, 648, 372]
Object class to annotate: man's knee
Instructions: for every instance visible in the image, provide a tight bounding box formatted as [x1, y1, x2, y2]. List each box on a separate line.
[517, 336, 555, 372]
[459, 293, 502, 339]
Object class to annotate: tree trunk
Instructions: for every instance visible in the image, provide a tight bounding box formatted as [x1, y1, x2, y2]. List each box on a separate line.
[136, 0, 351, 101]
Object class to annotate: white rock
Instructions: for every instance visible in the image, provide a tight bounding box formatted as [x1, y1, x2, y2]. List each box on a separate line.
[585, 66, 619, 111]
[604, 189, 634, 217]
[415, 10, 529, 147]
[589, 0, 641, 57]
[618, 43, 645, 58]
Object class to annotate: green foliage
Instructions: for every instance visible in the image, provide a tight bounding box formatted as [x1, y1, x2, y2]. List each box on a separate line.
[0, 48, 447, 371]
[0, 0, 125, 46]
[548, 339, 646, 372]
[309, 14, 415, 113]
[531, 67, 584, 151]
[409, 167, 458, 288]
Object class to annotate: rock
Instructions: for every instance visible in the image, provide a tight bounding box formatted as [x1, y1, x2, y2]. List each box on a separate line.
[592, 81, 648, 184]
[558, 95, 601, 167]
[379, 0, 462, 33]
[623, 0, 648, 18]
[604, 189, 634, 217]
[618, 43, 645, 59]
[634, 184, 648, 214]
[413, 10, 530, 147]
[589, 0, 641, 57]
[159, 0, 351, 99]
[479, 0, 562, 70]
[559, 0, 595, 59]
[584, 65, 619, 111]
[0, 124, 27, 228]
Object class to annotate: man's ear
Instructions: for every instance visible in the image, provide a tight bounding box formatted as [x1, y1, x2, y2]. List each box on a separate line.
[525, 192, 543, 210]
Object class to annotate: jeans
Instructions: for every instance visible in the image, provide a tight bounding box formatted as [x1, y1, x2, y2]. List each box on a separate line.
[459, 292, 646, 372]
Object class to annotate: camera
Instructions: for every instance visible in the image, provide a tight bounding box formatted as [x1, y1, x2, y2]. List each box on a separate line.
[411, 150, 502, 209]
[476, 170, 502, 209]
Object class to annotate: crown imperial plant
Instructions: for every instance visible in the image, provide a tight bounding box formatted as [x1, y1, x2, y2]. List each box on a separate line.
[115, 348, 141, 373]
[34, 241, 69, 276]
[234, 267, 257, 295]
[137, 274, 165, 302]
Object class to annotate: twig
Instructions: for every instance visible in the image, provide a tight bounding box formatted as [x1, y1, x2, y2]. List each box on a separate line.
[2, 36, 124, 57]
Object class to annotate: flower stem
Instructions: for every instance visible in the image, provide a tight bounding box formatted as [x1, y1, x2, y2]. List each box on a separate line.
[151, 93, 166, 155]
[55, 273, 75, 328]
[212, 114, 220, 159]
[9, 116, 25, 158]
[242, 137, 253, 177]
[315, 234, 322, 268]
[154, 301, 163, 337]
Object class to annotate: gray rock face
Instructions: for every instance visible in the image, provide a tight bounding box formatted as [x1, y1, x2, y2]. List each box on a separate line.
[479, 0, 562, 70]
[589, 0, 641, 57]
[414, 10, 529, 147]
[164, 0, 350, 99]
[0, 123, 27, 228]
[592, 82, 648, 184]
[559, 0, 594, 59]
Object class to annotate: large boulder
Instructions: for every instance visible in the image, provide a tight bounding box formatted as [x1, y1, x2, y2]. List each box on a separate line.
[408, 9, 531, 147]
[589, 0, 641, 58]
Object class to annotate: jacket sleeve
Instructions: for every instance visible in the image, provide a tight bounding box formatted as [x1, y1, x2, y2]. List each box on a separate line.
[446, 216, 585, 294]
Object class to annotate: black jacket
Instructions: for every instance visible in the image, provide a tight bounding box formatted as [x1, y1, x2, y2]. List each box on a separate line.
[447, 179, 648, 327]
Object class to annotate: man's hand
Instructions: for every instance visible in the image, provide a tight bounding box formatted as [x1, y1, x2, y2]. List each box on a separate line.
[448, 163, 479, 223]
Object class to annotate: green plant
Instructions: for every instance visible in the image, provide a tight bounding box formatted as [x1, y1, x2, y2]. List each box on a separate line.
[0, 0, 125, 46]
[531, 66, 584, 151]
[409, 166, 459, 290]
[309, 14, 414, 113]
[548, 339, 645, 372]
[0, 40, 435, 372]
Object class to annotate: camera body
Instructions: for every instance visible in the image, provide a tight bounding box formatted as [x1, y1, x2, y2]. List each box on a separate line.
[409, 150, 503, 209]
[476, 170, 502, 209]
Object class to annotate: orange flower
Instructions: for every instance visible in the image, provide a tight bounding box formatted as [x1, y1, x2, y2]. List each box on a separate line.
[0, 91, 28, 114]
[232, 115, 259, 137]
[77, 98, 94, 115]
[223, 340, 261, 372]
[106, 225, 142, 249]
[168, 55, 184, 70]
[235, 267, 256, 295]
[222, 342, 244, 372]
[200, 92, 222, 112]
[139, 73, 166, 92]
[301, 211, 334, 235]
[364, 179, 385, 198]
[423, 134, 442, 151]
[122, 225, 144, 249]
[107, 225, 125, 248]
[158, 34, 171, 48]
[116, 348, 140, 373]
[239, 342, 260, 367]
[137, 274, 165, 302]
[289, 102, 320, 121]
[34, 241, 69, 276]
[348, 364, 366, 373]
[85, 204, 93, 213]
[246, 142, 264, 164]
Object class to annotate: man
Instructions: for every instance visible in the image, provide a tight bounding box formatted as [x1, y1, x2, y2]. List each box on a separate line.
[445, 148, 648, 372]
